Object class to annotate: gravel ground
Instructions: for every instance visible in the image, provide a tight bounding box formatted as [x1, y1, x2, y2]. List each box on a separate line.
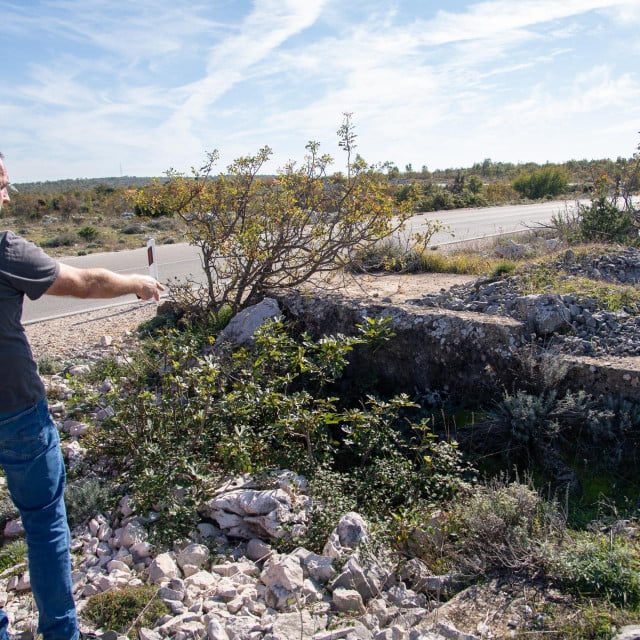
[25, 300, 159, 361]
[23, 273, 477, 361]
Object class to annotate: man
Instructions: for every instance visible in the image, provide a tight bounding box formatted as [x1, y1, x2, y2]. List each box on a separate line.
[0, 153, 164, 640]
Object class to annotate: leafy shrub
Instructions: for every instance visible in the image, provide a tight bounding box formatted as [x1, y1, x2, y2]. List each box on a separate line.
[301, 466, 358, 553]
[579, 196, 634, 243]
[0, 540, 27, 575]
[38, 354, 63, 375]
[65, 477, 115, 527]
[84, 586, 169, 639]
[512, 167, 568, 200]
[485, 181, 519, 205]
[93, 316, 470, 546]
[120, 222, 146, 235]
[550, 533, 640, 608]
[137, 115, 424, 313]
[78, 225, 99, 241]
[406, 477, 563, 576]
[490, 261, 516, 277]
[95, 317, 407, 542]
[41, 232, 77, 248]
[349, 237, 425, 272]
[420, 185, 456, 211]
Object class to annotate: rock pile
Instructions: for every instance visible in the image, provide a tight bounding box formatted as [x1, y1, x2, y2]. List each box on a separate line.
[408, 247, 640, 357]
[0, 367, 473, 639]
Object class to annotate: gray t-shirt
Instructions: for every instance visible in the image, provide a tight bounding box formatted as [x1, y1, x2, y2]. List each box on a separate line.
[0, 231, 59, 413]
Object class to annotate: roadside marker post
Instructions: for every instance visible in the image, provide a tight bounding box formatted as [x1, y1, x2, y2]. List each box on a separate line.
[146, 237, 159, 282]
[146, 238, 160, 304]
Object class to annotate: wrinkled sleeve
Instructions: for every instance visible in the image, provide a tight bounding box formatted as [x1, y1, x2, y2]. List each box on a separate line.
[0, 231, 60, 300]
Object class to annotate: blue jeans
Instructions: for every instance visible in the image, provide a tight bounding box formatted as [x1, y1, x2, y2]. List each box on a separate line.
[0, 399, 78, 640]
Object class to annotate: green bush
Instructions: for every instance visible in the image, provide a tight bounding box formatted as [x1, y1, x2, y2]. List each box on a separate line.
[301, 466, 358, 553]
[0, 540, 27, 575]
[120, 222, 146, 235]
[78, 225, 99, 241]
[551, 533, 640, 608]
[65, 477, 115, 527]
[41, 232, 77, 248]
[579, 196, 634, 242]
[405, 478, 562, 575]
[38, 354, 63, 375]
[93, 316, 470, 545]
[513, 167, 568, 200]
[84, 586, 169, 638]
[96, 317, 407, 541]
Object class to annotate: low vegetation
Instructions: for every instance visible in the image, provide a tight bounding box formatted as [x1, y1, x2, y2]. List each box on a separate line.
[2, 129, 639, 636]
[84, 586, 168, 639]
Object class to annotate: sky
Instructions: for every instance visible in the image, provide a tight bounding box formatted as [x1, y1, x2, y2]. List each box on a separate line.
[1, 0, 639, 183]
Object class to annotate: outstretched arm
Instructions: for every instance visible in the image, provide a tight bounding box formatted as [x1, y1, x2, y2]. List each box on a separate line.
[46, 263, 164, 301]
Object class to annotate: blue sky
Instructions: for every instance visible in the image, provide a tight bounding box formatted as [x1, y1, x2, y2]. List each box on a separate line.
[1, 0, 639, 182]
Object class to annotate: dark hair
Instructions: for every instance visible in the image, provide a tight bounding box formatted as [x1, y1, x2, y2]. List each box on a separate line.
[0, 152, 4, 159]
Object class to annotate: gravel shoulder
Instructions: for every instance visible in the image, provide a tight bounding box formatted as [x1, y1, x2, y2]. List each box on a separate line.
[25, 300, 159, 361]
[24, 273, 477, 360]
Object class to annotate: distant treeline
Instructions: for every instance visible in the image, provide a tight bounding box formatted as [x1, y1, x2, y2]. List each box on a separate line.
[14, 176, 157, 194]
[14, 156, 635, 191]
[6, 155, 637, 221]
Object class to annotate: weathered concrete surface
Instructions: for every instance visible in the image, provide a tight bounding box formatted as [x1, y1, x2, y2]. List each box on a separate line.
[276, 291, 527, 404]
[562, 354, 640, 400]
[276, 290, 640, 403]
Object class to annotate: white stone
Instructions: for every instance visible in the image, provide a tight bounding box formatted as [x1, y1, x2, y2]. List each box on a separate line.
[207, 619, 230, 640]
[107, 560, 130, 574]
[214, 298, 281, 348]
[184, 570, 218, 590]
[15, 573, 31, 592]
[118, 519, 147, 547]
[119, 495, 135, 517]
[333, 587, 366, 614]
[67, 364, 91, 377]
[148, 552, 180, 584]
[130, 540, 154, 559]
[261, 555, 304, 592]
[176, 542, 209, 570]
[246, 538, 273, 562]
[270, 610, 317, 640]
[3, 518, 24, 538]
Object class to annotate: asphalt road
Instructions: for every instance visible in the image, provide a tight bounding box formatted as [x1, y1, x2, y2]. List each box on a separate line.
[22, 198, 580, 323]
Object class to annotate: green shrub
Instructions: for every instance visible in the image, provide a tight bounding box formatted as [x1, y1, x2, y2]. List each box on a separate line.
[301, 466, 358, 553]
[65, 477, 115, 527]
[38, 354, 63, 375]
[84, 586, 169, 638]
[406, 478, 563, 575]
[490, 261, 516, 277]
[579, 196, 634, 243]
[120, 222, 146, 235]
[513, 167, 568, 200]
[0, 540, 28, 575]
[96, 317, 407, 542]
[41, 232, 77, 248]
[78, 225, 99, 241]
[551, 533, 640, 608]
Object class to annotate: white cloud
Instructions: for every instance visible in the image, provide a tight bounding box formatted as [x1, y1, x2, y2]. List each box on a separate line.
[422, 0, 637, 44]
[164, 0, 330, 133]
[2, 0, 638, 180]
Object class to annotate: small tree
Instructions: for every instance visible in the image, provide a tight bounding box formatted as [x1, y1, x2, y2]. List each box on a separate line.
[579, 174, 635, 242]
[512, 167, 568, 200]
[137, 115, 428, 312]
